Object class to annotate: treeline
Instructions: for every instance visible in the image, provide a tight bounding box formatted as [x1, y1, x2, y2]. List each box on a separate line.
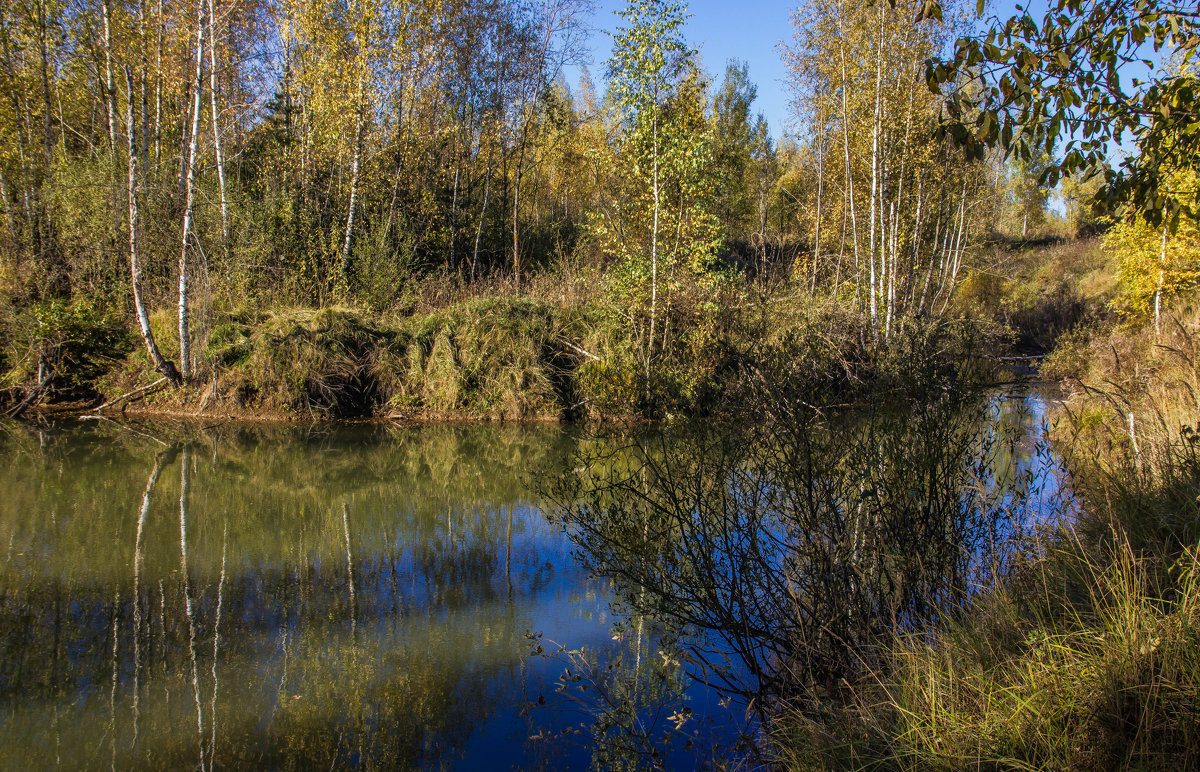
[0, 0, 1054, 405]
[0, 0, 601, 306]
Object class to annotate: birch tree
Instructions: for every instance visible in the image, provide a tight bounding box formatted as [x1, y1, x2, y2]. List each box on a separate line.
[177, 0, 205, 382]
[598, 0, 721, 407]
[124, 64, 181, 384]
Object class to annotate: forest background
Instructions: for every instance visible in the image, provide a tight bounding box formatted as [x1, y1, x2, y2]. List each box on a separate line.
[3, 0, 1174, 419]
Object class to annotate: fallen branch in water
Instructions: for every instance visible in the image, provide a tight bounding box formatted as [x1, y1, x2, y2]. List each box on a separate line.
[78, 413, 170, 446]
[91, 377, 168, 413]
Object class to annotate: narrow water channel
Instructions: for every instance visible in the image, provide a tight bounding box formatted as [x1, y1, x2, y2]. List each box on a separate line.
[0, 389, 1069, 769]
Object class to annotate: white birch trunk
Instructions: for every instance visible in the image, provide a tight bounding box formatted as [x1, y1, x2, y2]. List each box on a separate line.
[154, 0, 163, 162]
[101, 0, 118, 152]
[647, 114, 660, 407]
[866, 5, 883, 330]
[178, 0, 206, 382]
[125, 66, 180, 384]
[340, 105, 363, 289]
[1155, 212, 1167, 339]
[812, 119, 826, 295]
[839, 43, 862, 314]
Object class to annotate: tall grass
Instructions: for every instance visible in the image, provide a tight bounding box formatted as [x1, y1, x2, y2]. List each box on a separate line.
[776, 307, 1200, 771]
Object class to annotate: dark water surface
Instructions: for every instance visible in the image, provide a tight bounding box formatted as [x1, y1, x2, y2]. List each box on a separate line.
[0, 390, 1067, 770]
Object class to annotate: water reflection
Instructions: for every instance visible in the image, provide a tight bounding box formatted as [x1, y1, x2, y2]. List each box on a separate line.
[551, 389, 1073, 714]
[0, 394, 1067, 768]
[0, 422, 640, 769]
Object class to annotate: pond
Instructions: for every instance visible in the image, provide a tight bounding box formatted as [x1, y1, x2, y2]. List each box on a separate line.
[0, 389, 1070, 769]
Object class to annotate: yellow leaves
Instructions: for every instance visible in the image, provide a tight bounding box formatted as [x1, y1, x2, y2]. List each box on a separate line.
[1106, 169, 1200, 321]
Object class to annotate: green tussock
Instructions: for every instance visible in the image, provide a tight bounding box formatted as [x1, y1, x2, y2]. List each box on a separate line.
[201, 301, 576, 418]
[98, 296, 616, 419]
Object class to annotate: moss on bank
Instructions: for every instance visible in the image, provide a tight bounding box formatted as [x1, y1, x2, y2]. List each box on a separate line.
[92, 299, 595, 420]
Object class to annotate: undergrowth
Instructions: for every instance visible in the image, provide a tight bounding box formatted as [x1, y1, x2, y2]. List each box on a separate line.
[12, 266, 1001, 419]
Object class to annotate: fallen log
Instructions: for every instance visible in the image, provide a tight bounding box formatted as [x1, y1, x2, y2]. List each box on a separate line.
[6, 373, 56, 419]
[559, 338, 602, 363]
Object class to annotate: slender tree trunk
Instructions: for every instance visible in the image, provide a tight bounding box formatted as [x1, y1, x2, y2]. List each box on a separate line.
[866, 6, 883, 330]
[154, 0, 163, 163]
[36, 0, 53, 157]
[126, 66, 181, 385]
[839, 43, 862, 315]
[10, 94, 33, 233]
[905, 172, 925, 315]
[5, 88, 33, 232]
[178, 0, 206, 382]
[647, 115, 660, 408]
[101, 0, 118, 151]
[888, 74, 915, 332]
[832, 205, 846, 300]
[885, 201, 896, 336]
[918, 204, 943, 315]
[339, 104, 364, 291]
[472, 140, 495, 282]
[1155, 212, 1167, 339]
[4, 22, 37, 263]
[139, 0, 149, 170]
[512, 121, 533, 288]
[939, 183, 968, 314]
[0, 173, 14, 248]
[812, 119, 826, 296]
[449, 147, 460, 271]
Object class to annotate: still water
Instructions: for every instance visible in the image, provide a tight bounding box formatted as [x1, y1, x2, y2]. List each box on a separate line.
[0, 390, 1067, 770]
[0, 420, 740, 770]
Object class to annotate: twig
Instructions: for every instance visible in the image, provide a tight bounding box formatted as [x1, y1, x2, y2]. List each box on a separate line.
[559, 339, 602, 363]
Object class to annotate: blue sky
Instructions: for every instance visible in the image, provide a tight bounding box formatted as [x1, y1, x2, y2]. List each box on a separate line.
[563, 0, 797, 138]
[563, 0, 1172, 172]
[561, 0, 1043, 142]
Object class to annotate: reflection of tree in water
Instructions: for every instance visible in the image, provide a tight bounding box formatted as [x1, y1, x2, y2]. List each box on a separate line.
[0, 423, 578, 769]
[552, 387, 1053, 715]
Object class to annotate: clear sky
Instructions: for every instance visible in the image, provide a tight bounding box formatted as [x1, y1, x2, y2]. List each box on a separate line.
[565, 0, 1168, 164]
[561, 0, 1043, 143]
[563, 0, 798, 139]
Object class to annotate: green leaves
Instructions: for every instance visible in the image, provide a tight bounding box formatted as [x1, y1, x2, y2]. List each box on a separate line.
[926, 0, 1200, 230]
